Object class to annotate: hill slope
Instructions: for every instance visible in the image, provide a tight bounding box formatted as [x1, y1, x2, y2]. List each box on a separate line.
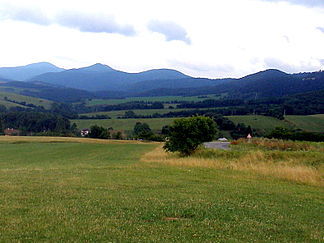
[0, 62, 65, 81]
[0, 91, 53, 109]
[0, 81, 96, 103]
[136, 70, 324, 99]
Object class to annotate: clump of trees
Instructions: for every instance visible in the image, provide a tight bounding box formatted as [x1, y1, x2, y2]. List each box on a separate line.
[230, 123, 254, 139]
[88, 125, 110, 139]
[163, 116, 218, 156]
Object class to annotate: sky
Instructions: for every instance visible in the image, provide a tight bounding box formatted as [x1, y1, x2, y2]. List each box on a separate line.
[0, 0, 323, 78]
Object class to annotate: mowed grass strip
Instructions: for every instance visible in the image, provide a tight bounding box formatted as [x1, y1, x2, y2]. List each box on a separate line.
[0, 137, 323, 242]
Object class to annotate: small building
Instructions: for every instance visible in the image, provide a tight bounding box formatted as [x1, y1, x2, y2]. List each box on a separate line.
[4, 128, 21, 136]
[81, 128, 90, 137]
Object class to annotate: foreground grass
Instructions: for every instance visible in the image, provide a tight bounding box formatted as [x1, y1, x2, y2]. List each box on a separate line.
[143, 139, 324, 187]
[0, 137, 323, 242]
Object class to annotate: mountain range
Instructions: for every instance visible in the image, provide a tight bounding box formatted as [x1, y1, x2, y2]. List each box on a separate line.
[28, 63, 203, 92]
[0, 62, 323, 102]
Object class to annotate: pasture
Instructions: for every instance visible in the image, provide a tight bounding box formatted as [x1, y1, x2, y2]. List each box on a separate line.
[226, 115, 293, 133]
[0, 136, 323, 242]
[285, 114, 324, 132]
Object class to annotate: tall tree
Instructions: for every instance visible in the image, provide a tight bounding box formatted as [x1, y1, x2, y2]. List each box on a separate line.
[164, 116, 217, 156]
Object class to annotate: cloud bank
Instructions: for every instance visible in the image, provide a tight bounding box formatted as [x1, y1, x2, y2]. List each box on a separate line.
[261, 0, 324, 7]
[55, 11, 135, 36]
[0, 4, 50, 25]
[148, 20, 191, 44]
[0, 4, 136, 36]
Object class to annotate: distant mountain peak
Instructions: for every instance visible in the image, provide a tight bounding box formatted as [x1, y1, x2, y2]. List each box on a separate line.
[25, 62, 60, 67]
[241, 69, 289, 81]
[262, 69, 288, 75]
[0, 62, 64, 81]
[79, 63, 114, 72]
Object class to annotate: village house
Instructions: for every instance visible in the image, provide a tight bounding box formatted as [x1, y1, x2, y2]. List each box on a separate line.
[4, 128, 21, 136]
[80, 128, 90, 137]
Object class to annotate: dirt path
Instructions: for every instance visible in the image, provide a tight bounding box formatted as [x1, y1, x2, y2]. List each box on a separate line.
[204, 142, 231, 150]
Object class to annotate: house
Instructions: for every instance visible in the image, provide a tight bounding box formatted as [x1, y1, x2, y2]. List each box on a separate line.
[81, 128, 90, 137]
[4, 128, 21, 136]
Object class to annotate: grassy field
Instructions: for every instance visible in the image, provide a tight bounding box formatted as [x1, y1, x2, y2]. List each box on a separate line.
[0, 91, 52, 109]
[0, 99, 25, 108]
[85, 95, 217, 106]
[285, 114, 324, 132]
[0, 136, 323, 242]
[72, 118, 175, 131]
[227, 115, 293, 134]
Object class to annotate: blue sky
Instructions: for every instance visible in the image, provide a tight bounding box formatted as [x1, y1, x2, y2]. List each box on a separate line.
[0, 0, 323, 78]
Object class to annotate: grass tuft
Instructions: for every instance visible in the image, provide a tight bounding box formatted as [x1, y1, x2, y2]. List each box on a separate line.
[141, 139, 324, 186]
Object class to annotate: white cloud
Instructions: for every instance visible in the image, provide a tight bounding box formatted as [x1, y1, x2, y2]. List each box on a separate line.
[55, 11, 135, 36]
[148, 20, 191, 44]
[0, 0, 323, 78]
[260, 0, 324, 7]
[0, 3, 50, 25]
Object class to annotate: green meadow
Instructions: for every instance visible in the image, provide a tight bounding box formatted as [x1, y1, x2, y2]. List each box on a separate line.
[227, 115, 293, 133]
[0, 136, 323, 242]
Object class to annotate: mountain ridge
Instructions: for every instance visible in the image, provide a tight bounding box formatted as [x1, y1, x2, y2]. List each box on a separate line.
[29, 63, 192, 91]
[1, 62, 323, 101]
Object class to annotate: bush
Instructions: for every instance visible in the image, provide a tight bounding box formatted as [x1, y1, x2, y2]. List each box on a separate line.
[133, 122, 154, 140]
[267, 127, 324, 142]
[89, 125, 109, 139]
[163, 116, 218, 156]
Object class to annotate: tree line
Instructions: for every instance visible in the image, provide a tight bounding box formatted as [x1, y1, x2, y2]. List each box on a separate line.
[0, 111, 77, 136]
